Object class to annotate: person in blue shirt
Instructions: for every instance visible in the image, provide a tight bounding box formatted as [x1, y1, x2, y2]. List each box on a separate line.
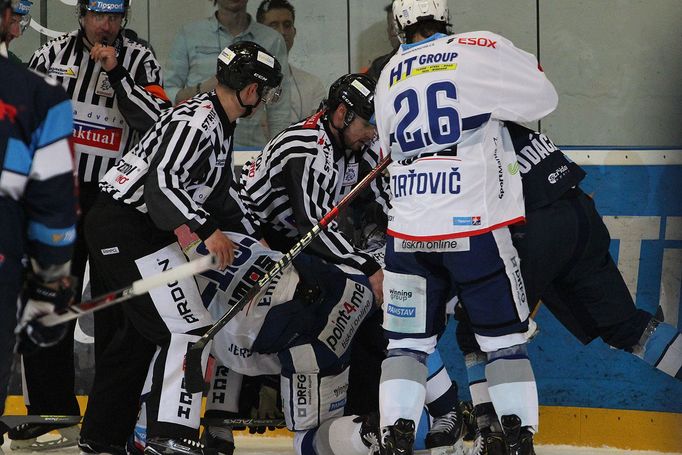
[166, 0, 291, 149]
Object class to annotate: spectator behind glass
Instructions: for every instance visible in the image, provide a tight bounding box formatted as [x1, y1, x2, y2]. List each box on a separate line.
[365, 2, 400, 81]
[3, 0, 31, 64]
[166, 0, 291, 149]
[256, 0, 325, 122]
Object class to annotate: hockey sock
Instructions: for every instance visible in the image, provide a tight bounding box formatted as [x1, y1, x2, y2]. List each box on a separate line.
[485, 343, 538, 429]
[379, 355, 427, 428]
[294, 416, 372, 455]
[425, 349, 458, 417]
[464, 350, 499, 431]
[633, 320, 682, 379]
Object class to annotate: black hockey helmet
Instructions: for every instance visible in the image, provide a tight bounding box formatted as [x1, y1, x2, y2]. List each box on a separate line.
[326, 73, 376, 126]
[216, 41, 283, 106]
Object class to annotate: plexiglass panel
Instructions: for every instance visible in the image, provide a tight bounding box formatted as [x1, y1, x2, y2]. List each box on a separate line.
[6, 0, 682, 147]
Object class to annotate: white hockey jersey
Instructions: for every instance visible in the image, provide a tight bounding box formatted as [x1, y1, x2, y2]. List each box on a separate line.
[374, 31, 558, 240]
[192, 233, 299, 376]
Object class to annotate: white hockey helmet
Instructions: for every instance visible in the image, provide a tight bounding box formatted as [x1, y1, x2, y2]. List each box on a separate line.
[392, 0, 449, 32]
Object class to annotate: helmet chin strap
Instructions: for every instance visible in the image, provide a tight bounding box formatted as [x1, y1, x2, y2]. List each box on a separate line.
[236, 89, 263, 118]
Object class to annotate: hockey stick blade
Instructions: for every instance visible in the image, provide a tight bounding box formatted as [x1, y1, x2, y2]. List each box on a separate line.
[201, 417, 286, 429]
[0, 415, 81, 428]
[37, 254, 218, 327]
[183, 155, 391, 393]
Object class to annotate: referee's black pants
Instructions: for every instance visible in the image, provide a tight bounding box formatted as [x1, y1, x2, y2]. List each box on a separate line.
[81, 195, 212, 447]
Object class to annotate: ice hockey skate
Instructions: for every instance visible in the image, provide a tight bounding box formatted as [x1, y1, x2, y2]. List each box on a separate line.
[354, 413, 381, 454]
[201, 425, 235, 455]
[144, 437, 233, 455]
[467, 427, 506, 455]
[380, 418, 416, 455]
[500, 415, 535, 455]
[77, 437, 126, 455]
[422, 404, 465, 455]
[8, 423, 80, 451]
[458, 401, 477, 442]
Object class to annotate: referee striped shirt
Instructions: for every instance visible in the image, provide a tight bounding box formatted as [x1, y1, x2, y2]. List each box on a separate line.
[240, 111, 389, 276]
[99, 91, 253, 240]
[29, 30, 171, 183]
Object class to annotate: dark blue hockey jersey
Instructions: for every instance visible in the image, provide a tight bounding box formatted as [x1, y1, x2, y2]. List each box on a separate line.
[0, 56, 77, 271]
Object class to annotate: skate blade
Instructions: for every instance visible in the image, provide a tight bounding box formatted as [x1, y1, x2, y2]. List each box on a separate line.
[415, 440, 465, 455]
[9, 425, 80, 451]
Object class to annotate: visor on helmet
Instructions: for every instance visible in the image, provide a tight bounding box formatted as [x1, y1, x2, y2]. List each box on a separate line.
[260, 84, 282, 105]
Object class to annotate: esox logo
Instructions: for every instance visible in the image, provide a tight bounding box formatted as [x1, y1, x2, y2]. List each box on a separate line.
[73, 119, 122, 151]
[0, 100, 18, 124]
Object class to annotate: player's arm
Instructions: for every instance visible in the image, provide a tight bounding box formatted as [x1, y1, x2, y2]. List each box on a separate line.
[489, 33, 558, 122]
[106, 48, 172, 133]
[143, 121, 236, 267]
[23, 88, 77, 279]
[362, 141, 391, 215]
[282, 156, 381, 277]
[143, 121, 217, 238]
[27, 42, 54, 75]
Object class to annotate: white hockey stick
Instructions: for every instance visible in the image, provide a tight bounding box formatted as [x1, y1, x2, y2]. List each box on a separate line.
[37, 254, 218, 327]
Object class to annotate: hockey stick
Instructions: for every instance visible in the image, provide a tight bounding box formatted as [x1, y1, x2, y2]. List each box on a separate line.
[36, 254, 218, 327]
[201, 417, 286, 429]
[184, 155, 392, 393]
[0, 415, 81, 428]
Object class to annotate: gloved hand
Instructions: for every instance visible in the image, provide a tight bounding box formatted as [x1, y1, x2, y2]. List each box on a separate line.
[15, 275, 76, 355]
[175, 224, 202, 259]
[249, 382, 283, 434]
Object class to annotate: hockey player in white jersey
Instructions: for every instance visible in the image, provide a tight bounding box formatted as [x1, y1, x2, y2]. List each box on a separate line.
[373, 1, 558, 454]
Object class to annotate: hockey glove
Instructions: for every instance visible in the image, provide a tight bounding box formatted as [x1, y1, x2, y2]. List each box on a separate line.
[15, 275, 77, 355]
[248, 380, 283, 434]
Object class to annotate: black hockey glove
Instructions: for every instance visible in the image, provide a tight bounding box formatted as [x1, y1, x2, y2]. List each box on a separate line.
[15, 275, 77, 356]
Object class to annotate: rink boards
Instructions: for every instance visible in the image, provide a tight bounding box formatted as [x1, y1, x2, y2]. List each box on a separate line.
[5, 148, 681, 452]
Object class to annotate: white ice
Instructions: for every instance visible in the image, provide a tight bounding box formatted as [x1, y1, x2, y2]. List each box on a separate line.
[4, 436, 681, 455]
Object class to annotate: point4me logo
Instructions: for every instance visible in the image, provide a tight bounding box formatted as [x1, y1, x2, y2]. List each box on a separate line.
[72, 119, 123, 152]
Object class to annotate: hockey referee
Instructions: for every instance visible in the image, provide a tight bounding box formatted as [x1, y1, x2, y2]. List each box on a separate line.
[79, 41, 282, 455]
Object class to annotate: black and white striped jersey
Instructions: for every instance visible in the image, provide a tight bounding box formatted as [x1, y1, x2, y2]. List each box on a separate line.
[99, 91, 254, 240]
[240, 111, 389, 276]
[28, 30, 171, 183]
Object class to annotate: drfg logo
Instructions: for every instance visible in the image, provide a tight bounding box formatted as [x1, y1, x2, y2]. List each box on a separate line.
[296, 374, 312, 418]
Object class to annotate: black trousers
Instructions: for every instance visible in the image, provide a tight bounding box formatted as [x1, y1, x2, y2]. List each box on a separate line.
[0, 199, 24, 418]
[19, 182, 103, 417]
[81, 196, 212, 446]
[457, 188, 652, 354]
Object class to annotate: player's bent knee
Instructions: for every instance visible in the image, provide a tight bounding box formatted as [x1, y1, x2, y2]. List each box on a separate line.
[475, 331, 528, 353]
